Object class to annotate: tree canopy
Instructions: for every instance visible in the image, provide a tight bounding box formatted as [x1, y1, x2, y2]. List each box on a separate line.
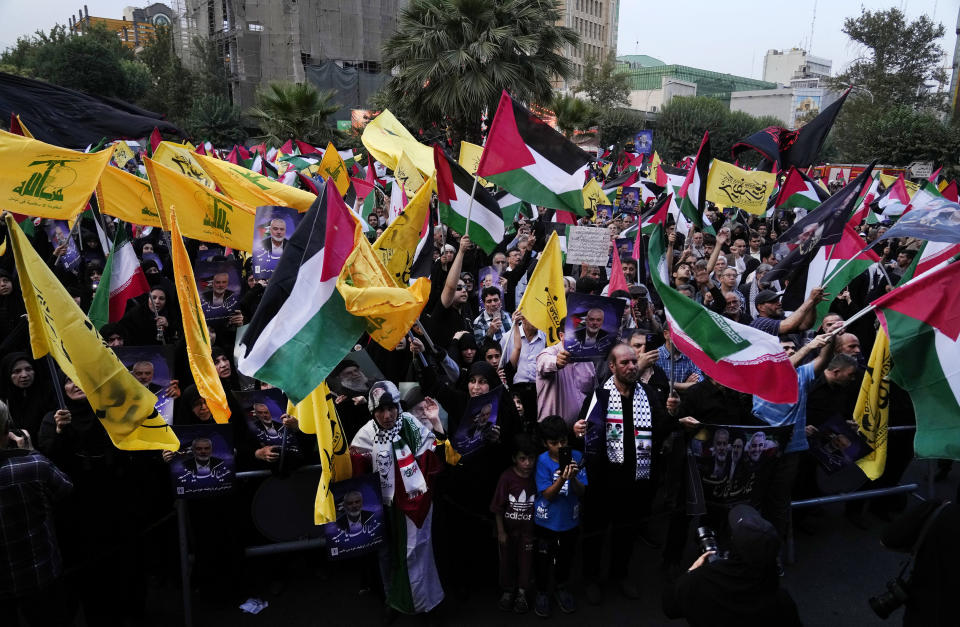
[381, 0, 579, 144]
[575, 52, 630, 109]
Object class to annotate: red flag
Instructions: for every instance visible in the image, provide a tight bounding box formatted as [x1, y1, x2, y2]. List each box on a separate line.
[149, 127, 163, 154]
[352, 177, 375, 201]
[872, 260, 960, 341]
[555, 209, 576, 225]
[928, 166, 942, 183]
[608, 247, 629, 294]
[279, 139, 295, 154]
[296, 140, 319, 155]
[942, 181, 958, 203]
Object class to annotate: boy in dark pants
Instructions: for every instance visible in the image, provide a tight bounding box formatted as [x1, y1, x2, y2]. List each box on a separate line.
[490, 434, 538, 613]
[533, 416, 587, 617]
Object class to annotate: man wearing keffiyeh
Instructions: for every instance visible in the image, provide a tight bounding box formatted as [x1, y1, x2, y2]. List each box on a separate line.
[573, 344, 671, 605]
[350, 380, 445, 616]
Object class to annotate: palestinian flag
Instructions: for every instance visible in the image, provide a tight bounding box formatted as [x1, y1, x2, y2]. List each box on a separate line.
[877, 173, 911, 218]
[776, 167, 831, 211]
[476, 91, 591, 215]
[237, 179, 366, 404]
[941, 180, 958, 202]
[874, 259, 960, 459]
[677, 132, 710, 230]
[88, 227, 150, 329]
[495, 190, 528, 227]
[435, 145, 504, 253]
[648, 198, 798, 403]
[809, 224, 880, 328]
[849, 173, 882, 224]
[602, 167, 639, 190]
[898, 239, 960, 285]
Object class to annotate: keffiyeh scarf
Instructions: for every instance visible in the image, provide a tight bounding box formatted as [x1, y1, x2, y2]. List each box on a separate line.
[370, 413, 434, 504]
[603, 377, 654, 480]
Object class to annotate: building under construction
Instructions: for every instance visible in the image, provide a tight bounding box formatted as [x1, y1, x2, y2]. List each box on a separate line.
[178, 0, 406, 118]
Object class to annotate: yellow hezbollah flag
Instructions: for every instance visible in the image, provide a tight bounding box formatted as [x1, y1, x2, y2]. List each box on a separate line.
[111, 141, 136, 167]
[96, 165, 162, 227]
[0, 130, 114, 220]
[152, 141, 215, 188]
[854, 328, 892, 480]
[878, 173, 919, 197]
[316, 142, 353, 198]
[516, 231, 566, 345]
[145, 157, 255, 251]
[196, 156, 316, 212]
[337, 220, 430, 349]
[193, 153, 282, 208]
[649, 151, 662, 182]
[287, 381, 352, 524]
[458, 141, 490, 187]
[395, 150, 426, 199]
[373, 175, 433, 286]
[705, 159, 776, 216]
[582, 178, 611, 215]
[4, 214, 178, 451]
[166, 206, 231, 423]
[361, 109, 435, 176]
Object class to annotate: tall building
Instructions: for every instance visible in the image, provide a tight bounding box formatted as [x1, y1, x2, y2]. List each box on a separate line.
[556, 0, 619, 91]
[181, 0, 405, 114]
[762, 48, 832, 85]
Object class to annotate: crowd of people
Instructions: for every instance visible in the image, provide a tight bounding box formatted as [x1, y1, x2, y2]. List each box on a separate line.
[0, 160, 949, 627]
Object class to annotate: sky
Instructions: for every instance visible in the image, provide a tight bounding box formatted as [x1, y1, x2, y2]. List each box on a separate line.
[0, 0, 957, 81]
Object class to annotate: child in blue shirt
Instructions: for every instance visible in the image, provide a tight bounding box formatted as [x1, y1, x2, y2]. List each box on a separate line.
[533, 415, 587, 617]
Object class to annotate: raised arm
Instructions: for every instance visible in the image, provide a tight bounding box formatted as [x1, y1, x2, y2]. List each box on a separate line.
[440, 235, 471, 308]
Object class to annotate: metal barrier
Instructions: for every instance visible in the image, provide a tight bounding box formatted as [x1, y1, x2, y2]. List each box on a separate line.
[175, 463, 326, 627]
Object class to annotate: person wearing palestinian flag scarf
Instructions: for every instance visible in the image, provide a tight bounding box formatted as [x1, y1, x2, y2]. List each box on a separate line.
[350, 381, 445, 616]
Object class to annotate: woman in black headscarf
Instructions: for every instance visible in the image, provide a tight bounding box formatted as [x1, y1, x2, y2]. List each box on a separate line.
[663, 504, 801, 626]
[0, 267, 28, 354]
[0, 351, 56, 442]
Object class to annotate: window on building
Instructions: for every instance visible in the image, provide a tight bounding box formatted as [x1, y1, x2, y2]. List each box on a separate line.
[248, 21, 263, 31]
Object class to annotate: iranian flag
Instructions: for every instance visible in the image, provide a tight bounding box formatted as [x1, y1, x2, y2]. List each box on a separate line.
[648, 197, 798, 403]
[237, 179, 366, 404]
[434, 145, 504, 253]
[88, 227, 150, 330]
[677, 131, 710, 231]
[874, 259, 960, 460]
[476, 91, 591, 215]
[775, 166, 831, 211]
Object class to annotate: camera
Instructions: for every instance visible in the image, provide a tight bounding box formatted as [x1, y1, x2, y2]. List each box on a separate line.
[868, 577, 910, 619]
[696, 526, 724, 563]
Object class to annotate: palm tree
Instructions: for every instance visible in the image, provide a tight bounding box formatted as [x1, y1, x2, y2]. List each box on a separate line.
[382, 0, 579, 144]
[246, 82, 341, 147]
[550, 94, 595, 139]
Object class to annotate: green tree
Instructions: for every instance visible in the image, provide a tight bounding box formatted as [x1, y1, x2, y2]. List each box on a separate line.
[184, 95, 247, 146]
[381, 0, 579, 144]
[1, 23, 150, 101]
[597, 107, 647, 160]
[550, 93, 595, 138]
[246, 82, 342, 147]
[137, 25, 196, 124]
[829, 8, 947, 111]
[575, 51, 630, 108]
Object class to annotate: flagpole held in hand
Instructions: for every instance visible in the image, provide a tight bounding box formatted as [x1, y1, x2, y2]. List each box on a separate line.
[46, 355, 67, 410]
[463, 173, 480, 238]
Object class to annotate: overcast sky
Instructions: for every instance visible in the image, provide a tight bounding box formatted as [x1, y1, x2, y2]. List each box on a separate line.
[1, 0, 957, 81]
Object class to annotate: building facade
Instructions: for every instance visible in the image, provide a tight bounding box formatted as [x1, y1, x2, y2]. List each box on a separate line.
[556, 0, 619, 91]
[762, 48, 832, 85]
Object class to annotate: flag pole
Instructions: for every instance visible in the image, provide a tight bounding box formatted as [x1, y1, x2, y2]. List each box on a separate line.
[463, 166, 480, 238]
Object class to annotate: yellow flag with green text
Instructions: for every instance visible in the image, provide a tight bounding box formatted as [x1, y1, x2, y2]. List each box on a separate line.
[854, 329, 891, 480]
[516, 231, 566, 345]
[338, 222, 431, 349]
[317, 142, 353, 197]
[395, 150, 426, 199]
[145, 157, 255, 251]
[152, 141, 215, 188]
[582, 178, 611, 215]
[165, 206, 231, 423]
[0, 130, 114, 220]
[196, 155, 316, 212]
[361, 109, 435, 176]
[649, 151, 662, 183]
[458, 141, 490, 187]
[111, 141, 136, 167]
[4, 214, 178, 451]
[193, 153, 282, 208]
[374, 175, 433, 286]
[705, 159, 777, 216]
[287, 381, 352, 524]
[96, 165, 162, 227]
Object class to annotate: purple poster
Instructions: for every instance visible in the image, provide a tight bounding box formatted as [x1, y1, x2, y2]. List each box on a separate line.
[195, 258, 241, 322]
[169, 424, 235, 498]
[322, 474, 385, 559]
[252, 206, 302, 280]
[452, 389, 500, 458]
[44, 220, 80, 272]
[563, 293, 624, 361]
[113, 345, 176, 425]
[808, 417, 873, 475]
